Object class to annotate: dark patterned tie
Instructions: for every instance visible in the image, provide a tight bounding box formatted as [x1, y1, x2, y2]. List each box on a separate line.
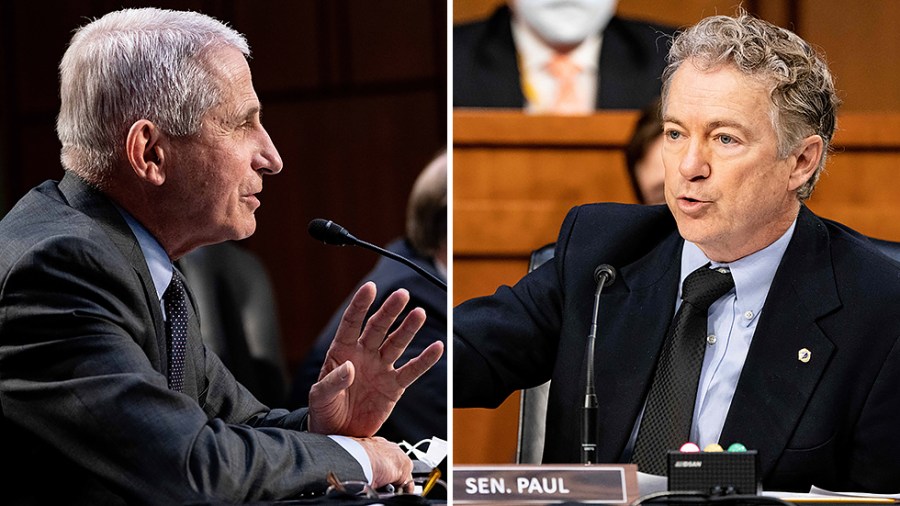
[632, 263, 735, 475]
[163, 270, 189, 392]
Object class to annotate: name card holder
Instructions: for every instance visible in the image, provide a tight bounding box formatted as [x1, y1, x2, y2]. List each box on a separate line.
[454, 464, 638, 504]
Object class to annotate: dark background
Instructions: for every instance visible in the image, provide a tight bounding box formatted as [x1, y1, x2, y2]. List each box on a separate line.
[0, 0, 447, 372]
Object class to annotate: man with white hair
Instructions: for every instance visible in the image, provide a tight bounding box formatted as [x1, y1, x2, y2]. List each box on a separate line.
[0, 8, 442, 503]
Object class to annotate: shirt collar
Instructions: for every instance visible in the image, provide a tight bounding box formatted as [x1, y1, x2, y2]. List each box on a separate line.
[680, 218, 798, 320]
[115, 206, 174, 302]
[511, 15, 601, 75]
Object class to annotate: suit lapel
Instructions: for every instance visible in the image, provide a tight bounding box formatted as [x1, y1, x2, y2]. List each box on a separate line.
[720, 207, 840, 478]
[177, 266, 204, 401]
[58, 173, 169, 371]
[594, 231, 683, 461]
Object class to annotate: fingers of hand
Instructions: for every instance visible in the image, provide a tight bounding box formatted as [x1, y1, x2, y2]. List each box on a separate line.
[395, 340, 444, 388]
[379, 307, 427, 364]
[359, 437, 413, 489]
[318, 360, 354, 393]
[308, 361, 354, 432]
[335, 282, 377, 345]
[358, 289, 409, 351]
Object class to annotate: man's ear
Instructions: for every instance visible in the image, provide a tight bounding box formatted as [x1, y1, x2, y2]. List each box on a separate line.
[787, 134, 824, 192]
[126, 120, 166, 186]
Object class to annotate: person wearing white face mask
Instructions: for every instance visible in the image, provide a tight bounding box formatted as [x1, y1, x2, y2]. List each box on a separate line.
[454, 0, 674, 113]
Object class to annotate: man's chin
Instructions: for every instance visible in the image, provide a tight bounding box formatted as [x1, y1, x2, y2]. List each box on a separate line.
[219, 218, 257, 243]
[233, 221, 257, 241]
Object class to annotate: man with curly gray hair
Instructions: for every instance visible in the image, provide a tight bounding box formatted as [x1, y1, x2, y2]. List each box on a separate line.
[454, 11, 900, 493]
[0, 7, 442, 504]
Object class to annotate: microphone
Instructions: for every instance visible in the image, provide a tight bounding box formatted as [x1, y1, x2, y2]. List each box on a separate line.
[308, 219, 447, 291]
[582, 264, 617, 464]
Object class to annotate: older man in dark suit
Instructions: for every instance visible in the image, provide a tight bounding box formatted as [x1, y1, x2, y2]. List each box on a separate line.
[0, 7, 442, 504]
[454, 11, 900, 493]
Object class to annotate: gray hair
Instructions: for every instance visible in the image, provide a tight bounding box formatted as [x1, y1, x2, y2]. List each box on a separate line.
[661, 11, 840, 201]
[56, 8, 250, 186]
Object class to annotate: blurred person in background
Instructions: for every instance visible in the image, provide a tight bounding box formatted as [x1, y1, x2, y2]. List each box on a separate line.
[454, 0, 674, 113]
[290, 151, 447, 450]
[625, 97, 666, 204]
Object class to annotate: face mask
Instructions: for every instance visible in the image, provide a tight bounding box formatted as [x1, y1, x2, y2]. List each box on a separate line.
[513, 0, 618, 48]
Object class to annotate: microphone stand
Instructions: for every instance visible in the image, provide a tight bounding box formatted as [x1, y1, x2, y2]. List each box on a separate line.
[582, 266, 615, 464]
[309, 219, 447, 291]
[352, 237, 447, 291]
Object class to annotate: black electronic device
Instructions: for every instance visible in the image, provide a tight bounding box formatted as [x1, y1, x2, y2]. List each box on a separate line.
[667, 450, 760, 495]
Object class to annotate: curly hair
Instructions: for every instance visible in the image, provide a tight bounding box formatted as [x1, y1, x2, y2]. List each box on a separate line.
[661, 10, 840, 200]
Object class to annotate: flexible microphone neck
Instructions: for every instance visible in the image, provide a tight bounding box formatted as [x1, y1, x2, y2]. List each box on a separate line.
[582, 264, 616, 464]
[308, 219, 447, 292]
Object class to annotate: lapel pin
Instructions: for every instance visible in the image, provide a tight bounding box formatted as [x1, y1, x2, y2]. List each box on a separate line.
[798, 348, 811, 363]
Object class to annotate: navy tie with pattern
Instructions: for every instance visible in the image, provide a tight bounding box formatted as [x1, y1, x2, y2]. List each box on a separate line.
[163, 270, 189, 392]
[632, 263, 735, 475]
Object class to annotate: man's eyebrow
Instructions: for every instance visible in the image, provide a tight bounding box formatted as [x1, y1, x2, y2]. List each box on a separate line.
[662, 116, 750, 134]
[706, 119, 749, 132]
[243, 105, 261, 120]
[662, 115, 683, 127]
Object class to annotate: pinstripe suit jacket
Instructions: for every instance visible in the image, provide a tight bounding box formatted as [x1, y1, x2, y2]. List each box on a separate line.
[0, 173, 363, 505]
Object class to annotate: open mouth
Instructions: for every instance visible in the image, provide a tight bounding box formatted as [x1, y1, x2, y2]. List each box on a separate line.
[677, 196, 710, 213]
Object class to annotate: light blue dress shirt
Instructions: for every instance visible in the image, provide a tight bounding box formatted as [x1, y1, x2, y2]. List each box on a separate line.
[625, 218, 797, 459]
[684, 219, 796, 448]
[116, 207, 373, 482]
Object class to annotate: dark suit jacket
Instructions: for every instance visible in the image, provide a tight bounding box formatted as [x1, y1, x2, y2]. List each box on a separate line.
[289, 238, 447, 446]
[454, 203, 900, 493]
[0, 174, 364, 505]
[454, 6, 674, 109]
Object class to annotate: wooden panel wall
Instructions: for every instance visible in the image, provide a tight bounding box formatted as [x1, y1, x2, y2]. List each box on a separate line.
[452, 110, 900, 464]
[0, 1, 447, 376]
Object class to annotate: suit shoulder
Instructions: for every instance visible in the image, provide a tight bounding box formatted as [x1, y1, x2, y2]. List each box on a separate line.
[453, 6, 509, 49]
[0, 186, 95, 259]
[822, 218, 900, 282]
[554, 203, 678, 275]
[605, 16, 675, 61]
[0, 183, 130, 281]
[453, 17, 489, 50]
[562, 203, 675, 239]
[609, 15, 677, 40]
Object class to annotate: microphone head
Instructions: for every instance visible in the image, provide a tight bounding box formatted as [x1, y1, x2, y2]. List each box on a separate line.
[593, 264, 616, 287]
[308, 219, 357, 246]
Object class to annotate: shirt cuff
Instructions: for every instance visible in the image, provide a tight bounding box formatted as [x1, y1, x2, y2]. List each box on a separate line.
[328, 435, 373, 484]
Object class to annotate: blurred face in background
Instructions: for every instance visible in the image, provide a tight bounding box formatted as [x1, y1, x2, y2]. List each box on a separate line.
[635, 135, 666, 205]
[510, 0, 618, 50]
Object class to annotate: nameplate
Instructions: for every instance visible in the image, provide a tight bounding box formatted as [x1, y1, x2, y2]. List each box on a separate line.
[453, 464, 638, 504]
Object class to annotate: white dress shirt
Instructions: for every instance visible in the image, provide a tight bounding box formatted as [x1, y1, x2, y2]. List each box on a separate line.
[511, 16, 601, 114]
